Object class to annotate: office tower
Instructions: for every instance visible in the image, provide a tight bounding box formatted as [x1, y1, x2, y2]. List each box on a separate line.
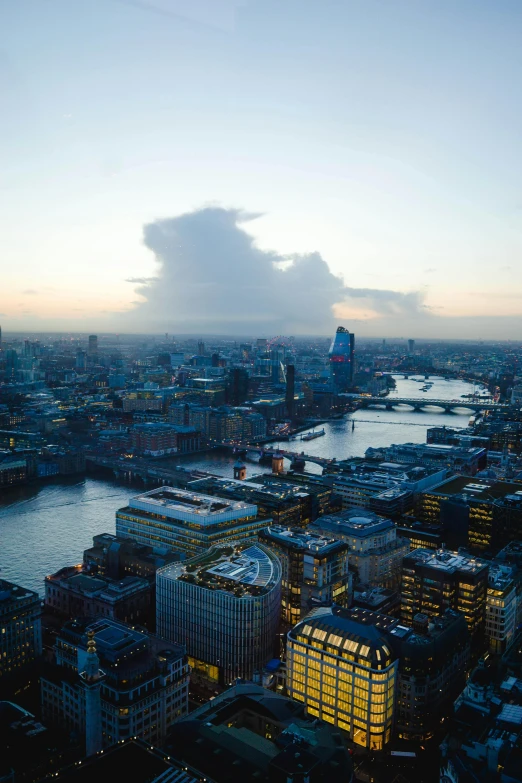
[226, 367, 249, 406]
[311, 509, 409, 590]
[75, 349, 87, 371]
[401, 549, 488, 649]
[328, 326, 354, 390]
[156, 543, 281, 685]
[0, 579, 42, 678]
[41, 618, 189, 747]
[259, 526, 351, 628]
[88, 334, 98, 357]
[408, 339, 415, 354]
[286, 606, 397, 750]
[167, 683, 354, 783]
[116, 486, 268, 557]
[45, 566, 152, 627]
[285, 363, 295, 419]
[79, 630, 105, 756]
[197, 339, 205, 356]
[393, 610, 470, 741]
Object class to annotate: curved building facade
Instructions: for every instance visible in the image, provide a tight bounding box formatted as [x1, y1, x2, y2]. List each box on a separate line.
[287, 606, 397, 750]
[328, 326, 354, 390]
[157, 543, 281, 685]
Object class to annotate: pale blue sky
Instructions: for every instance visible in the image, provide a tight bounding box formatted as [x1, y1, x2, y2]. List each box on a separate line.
[2, 0, 522, 336]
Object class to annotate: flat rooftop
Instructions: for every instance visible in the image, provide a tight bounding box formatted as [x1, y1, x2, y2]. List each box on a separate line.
[126, 485, 257, 526]
[422, 476, 522, 501]
[161, 543, 280, 597]
[311, 508, 394, 537]
[261, 525, 346, 553]
[405, 548, 487, 575]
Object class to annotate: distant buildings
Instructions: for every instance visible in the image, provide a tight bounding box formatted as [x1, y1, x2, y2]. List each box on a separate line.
[0, 579, 42, 678]
[368, 441, 487, 476]
[259, 526, 351, 627]
[130, 422, 200, 456]
[87, 335, 98, 358]
[41, 618, 189, 747]
[328, 326, 354, 390]
[311, 508, 409, 589]
[167, 683, 354, 783]
[400, 548, 488, 649]
[116, 486, 268, 557]
[156, 543, 281, 685]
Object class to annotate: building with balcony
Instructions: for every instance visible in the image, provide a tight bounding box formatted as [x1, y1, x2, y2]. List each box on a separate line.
[311, 508, 409, 590]
[0, 579, 42, 679]
[156, 543, 281, 685]
[259, 526, 351, 628]
[116, 486, 267, 558]
[40, 618, 189, 747]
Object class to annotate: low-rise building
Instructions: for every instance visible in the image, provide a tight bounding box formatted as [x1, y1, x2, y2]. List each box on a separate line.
[83, 533, 183, 580]
[41, 618, 189, 747]
[45, 566, 152, 627]
[370, 442, 487, 476]
[167, 683, 354, 783]
[311, 508, 409, 589]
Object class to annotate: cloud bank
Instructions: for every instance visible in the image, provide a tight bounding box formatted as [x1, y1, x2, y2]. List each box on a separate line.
[123, 207, 426, 335]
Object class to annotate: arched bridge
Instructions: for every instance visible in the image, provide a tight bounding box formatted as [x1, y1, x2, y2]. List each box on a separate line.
[226, 443, 335, 469]
[352, 395, 508, 414]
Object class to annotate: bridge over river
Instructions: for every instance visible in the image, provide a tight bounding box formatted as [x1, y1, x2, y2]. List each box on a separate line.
[349, 395, 508, 414]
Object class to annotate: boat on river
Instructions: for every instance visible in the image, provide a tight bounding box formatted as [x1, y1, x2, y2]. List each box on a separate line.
[302, 428, 326, 441]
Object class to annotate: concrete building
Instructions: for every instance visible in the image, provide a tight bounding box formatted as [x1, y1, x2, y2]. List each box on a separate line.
[41, 618, 189, 747]
[371, 442, 487, 476]
[156, 543, 281, 685]
[130, 422, 179, 456]
[311, 508, 409, 590]
[167, 683, 354, 783]
[259, 526, 351, 628]
[286, 606, 397, 750]
[486, 564, 518, 655]
[116, 486, 267, 558]
[0, 579, 42, 678]
[45, 566, 151, 627]
[401, 548, 488, 650]
[83, 533, 183, 580]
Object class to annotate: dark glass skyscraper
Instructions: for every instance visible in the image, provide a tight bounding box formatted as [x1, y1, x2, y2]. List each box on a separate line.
[328, 326, 354, 390]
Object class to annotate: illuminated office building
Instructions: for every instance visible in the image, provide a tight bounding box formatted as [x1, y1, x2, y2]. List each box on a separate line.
[286, 606, 397, 750]
[0, 579, 42, 678]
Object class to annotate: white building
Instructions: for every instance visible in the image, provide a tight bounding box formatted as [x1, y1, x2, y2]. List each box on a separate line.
[157, 543, 282, 685]
[116, 486, 267, 557]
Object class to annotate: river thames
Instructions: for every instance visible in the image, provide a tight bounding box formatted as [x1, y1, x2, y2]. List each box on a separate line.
[0, 374, 483, 595]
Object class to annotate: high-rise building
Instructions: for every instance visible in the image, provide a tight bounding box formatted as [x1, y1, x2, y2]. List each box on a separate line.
[328, 326, 354, 390]
[259, 526, 351, 629]
[116, 486, 267, 557]
[311, 508, 409, 590]
[408, 339, 415, 355]
[0, 579, 42, 678]
[285, 363, 295, 419]
[286, 606, 397, 750]
[485, 563, 518, 655]
[75, 349, 87, 371]
[88, 335, 98, 357]
[156, 543, 281, 685]
[401, 548, 488, 649]
[41, 618, 189, 747]
[226, 368, 249, 406]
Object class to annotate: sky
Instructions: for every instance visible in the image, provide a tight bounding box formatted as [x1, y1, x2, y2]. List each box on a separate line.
[1, 0, 522, 338]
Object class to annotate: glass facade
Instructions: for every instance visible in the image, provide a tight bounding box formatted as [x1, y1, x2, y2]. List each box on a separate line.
[328, 327, 354, 390]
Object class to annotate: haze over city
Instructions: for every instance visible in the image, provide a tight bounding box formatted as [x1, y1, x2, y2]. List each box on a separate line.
[2, 0, 522, 337]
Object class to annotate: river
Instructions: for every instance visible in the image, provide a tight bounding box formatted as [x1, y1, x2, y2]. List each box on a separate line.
[0, 374, 483, 595]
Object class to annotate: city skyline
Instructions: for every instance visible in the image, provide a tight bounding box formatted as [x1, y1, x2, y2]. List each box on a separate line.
[2, 1, 522, 337]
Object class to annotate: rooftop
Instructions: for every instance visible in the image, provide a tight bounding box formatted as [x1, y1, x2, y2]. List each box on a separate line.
[260, 525, 347, 554]
[404, 548, 488, 575]
[126, 486, 257, 526]
[159, 543, 281, 598]
[311, 508, 394, 537]
[422, 475, 522, 501]
[0, 579, 39, 609]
